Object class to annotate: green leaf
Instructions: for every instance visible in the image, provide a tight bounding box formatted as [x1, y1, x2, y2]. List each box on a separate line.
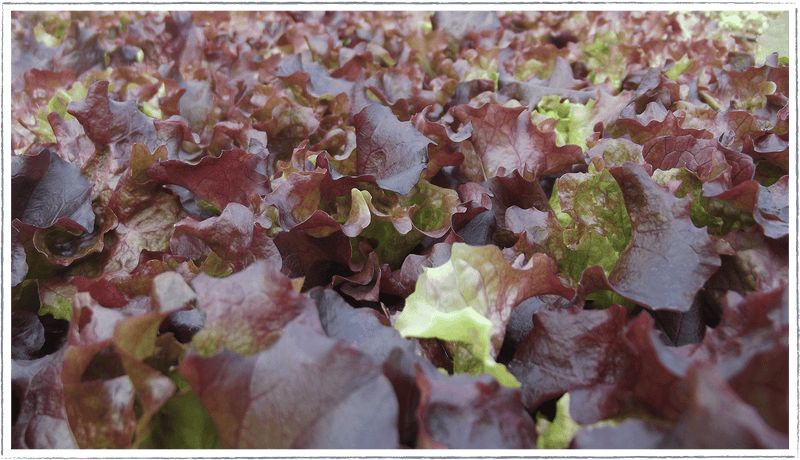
[665, 54, 692, 81]
[359, 179, 458, 268]
[394, 243, 574, 387]
[560, 229, 619, 281]
[360, 219, 425, 269]
[550, 166, 633, 283]
[48, 83, 88, 119]
[651, 167, 755, 235]
[536, 96, 596, 151]
[536, 393, 581, 449]
[138, 373, 221, 449]
[585, 289, 637, 311]
[37, 279, 77, 320]
[582, 31, 624, 88]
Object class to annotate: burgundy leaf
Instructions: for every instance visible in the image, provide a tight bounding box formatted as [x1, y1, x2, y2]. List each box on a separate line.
[274, 229, 355, 290]
[51, 22, 105, 77]
[411, 106, 469, 179]
[278, 53, 355, 99]
[690, 285, 790, 434]
[413, 364, 537, 448]
[572, 419, 671, 449]
[350, 104, 433, 195]
[11, 27, 58, 89]
[12, 312, 46, 360]
[333, 251, 382, 302]
[48, 112, 97, 169]
[11, 225, 28, 287]
[451, 103, 584, 180]
[60, 307, 179, 448]
[67, 80, 157, 168]
[190, 260, 316, 355]
[659, 363, 788, 448]
[380, 242, 452, 299]
[170, 202, 281, 272]
[10, 11, 793, 450]
[179, 310, 399, 448]
[605, 163, 721, 312]
[507, 305, 629, 413]
[642, 135, 729, 181]
[648, 290, 715, 346]
[310, 287, 416, 365]
[146, 148, 269, 212]
[497, 294, 574, 364]
[620, 110, 715, 145]
[753, 175, 788, 239]
[68, 276, 129, 309]
[432, 11, 501, 41]
[310, 288, 437, 448]
[744, 132, 789, 170]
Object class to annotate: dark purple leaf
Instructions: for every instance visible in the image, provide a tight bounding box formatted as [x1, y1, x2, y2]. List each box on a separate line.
[690, 285, 790, 434]
[11, 26, 57, 89]
[12, 148, 94, 232]
[170, 202, 281, 272]
[659, 363, 788, 448]
[497, 294, 574, 364]
[67, 80, 157, 174]
[12, 349, 78, 448]
[11, 225, 28, 287]
[508, 305, 629, 413]
[52, 22, 105, 77]
[413, 365, 537, 448]
[12, 312, 46, 360]
[572, 418, 670, 449]
[274, 229, 355, 290]
[278, 54, 355, 99]
[649, 289, 716, 347]
[642, 135, 729, 181]
[744, 132, 789, 170]
[498, 57, 597, 108]
[432, 11, 501, 41]
[605, 163, 721, 312]
[68, 276, 129, 309]
[9, 11, 792, 450]
[349, 104, 433, 195]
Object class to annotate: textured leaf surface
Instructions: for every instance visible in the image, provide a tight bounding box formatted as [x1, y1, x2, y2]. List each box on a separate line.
[10, 10, 790, 450]
[395, 243, 574, 387]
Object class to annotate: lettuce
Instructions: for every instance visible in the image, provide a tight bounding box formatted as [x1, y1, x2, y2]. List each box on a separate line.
[395, 243, 574, 387]
[10, 10, 790, 450]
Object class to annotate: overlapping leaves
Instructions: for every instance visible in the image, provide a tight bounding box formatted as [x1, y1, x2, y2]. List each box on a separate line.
[10, 10, 790, 451]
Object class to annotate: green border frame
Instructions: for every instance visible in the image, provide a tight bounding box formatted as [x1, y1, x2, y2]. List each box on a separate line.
[0, 0, 800, 459]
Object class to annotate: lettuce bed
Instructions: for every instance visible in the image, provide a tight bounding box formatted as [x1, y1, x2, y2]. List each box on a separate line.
[10, 10, 790, 449]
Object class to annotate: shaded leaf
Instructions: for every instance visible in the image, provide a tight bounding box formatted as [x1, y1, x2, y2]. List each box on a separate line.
[180, 310, 399, 448]
[190, 260, 316, 356]
[414, 365, 537, 448]
[12, 148, 94, 232]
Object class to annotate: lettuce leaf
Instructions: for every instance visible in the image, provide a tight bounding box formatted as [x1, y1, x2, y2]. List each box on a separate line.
[394, 242, 574, 387]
